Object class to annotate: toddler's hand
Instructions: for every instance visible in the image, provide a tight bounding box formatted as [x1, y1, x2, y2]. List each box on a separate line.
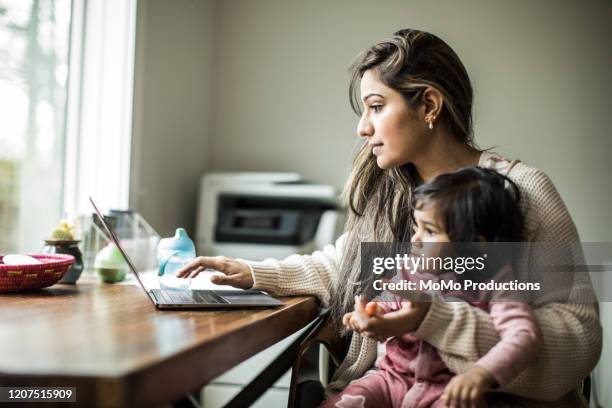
[347, 295, 429, 341]
[341, 311, 355, 330]
[441, 366, 495, 408]
[342, 299, 383, 333]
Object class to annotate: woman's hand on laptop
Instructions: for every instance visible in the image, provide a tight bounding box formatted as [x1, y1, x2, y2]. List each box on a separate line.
[176, 256, 254, 289]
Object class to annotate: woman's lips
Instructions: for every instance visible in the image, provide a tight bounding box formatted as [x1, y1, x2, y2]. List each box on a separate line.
[371, 144, 383, 155]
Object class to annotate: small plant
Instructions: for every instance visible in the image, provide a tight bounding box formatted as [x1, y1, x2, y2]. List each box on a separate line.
[50, 219, 75, 241]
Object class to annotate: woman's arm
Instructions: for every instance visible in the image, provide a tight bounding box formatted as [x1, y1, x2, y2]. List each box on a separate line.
[415, 166, 602, 400]
[417, 301, 600, 400]
[246, 233, 347, 306]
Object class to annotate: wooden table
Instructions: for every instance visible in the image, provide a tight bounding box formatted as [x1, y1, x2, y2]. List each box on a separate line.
[0, 276, 319, 407]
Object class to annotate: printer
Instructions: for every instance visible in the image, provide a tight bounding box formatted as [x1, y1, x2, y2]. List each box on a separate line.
[196, 172, 344, 260]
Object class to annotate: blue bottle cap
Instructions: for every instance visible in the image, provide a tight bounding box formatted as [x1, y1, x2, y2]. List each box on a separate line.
[157, 228, 195, 252]
[157, 228, 196, 276]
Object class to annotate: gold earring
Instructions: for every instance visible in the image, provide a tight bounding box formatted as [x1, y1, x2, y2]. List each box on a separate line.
[427, 116, 434, 130]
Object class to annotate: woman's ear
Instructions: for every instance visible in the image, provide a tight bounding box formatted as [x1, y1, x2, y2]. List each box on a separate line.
[421, 86, 444, 120]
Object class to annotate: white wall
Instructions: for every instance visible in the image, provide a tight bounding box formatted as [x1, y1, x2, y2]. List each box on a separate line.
[133, 0, 612, 241]
[131, 0, 215, 236]
[133, 1, 611, 404]
[208, 0, 612, 242]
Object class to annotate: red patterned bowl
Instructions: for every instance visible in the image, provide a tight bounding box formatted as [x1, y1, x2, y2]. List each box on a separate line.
[0, 254, 75, 293]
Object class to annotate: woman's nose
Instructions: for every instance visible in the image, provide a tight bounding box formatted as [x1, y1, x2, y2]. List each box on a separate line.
[357, 113, 374, 138]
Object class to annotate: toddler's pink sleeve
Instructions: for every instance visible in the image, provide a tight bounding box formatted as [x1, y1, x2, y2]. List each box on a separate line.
[474, 302, 542, 387]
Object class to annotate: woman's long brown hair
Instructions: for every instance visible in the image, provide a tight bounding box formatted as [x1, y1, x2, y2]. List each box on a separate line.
[330, 29, 479, 331]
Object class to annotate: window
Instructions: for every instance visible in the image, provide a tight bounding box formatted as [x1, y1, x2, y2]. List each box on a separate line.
[0, 0, 72, 253]
[63, 0, 136, 219]
[0, 0, 136, 253]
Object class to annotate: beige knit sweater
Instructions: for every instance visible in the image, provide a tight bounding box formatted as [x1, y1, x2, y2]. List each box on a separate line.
[248, 151, 602, 407]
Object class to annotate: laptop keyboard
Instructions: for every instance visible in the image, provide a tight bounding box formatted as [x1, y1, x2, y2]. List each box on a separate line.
[152, 289, 228, 304]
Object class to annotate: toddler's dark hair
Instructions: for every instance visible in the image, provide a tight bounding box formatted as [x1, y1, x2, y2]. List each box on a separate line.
[413, 167, 524, 242]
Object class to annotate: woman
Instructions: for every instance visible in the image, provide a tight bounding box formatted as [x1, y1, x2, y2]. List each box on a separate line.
[178, 29, 601, 407]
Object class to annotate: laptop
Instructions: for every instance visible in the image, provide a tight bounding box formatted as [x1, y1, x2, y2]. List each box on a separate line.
[89, 197, 283, 309]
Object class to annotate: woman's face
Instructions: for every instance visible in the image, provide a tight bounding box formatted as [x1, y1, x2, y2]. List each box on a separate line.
[357, 70, 427, 169]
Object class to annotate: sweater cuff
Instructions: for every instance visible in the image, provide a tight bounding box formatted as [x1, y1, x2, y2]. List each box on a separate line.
[244, 259, 280, 293]
[414, 297, 455, 345]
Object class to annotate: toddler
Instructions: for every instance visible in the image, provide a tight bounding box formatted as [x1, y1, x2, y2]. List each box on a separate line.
[324, 167, 542, 408]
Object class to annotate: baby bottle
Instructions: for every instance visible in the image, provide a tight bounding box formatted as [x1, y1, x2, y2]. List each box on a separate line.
[157, 228, 196, 290]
